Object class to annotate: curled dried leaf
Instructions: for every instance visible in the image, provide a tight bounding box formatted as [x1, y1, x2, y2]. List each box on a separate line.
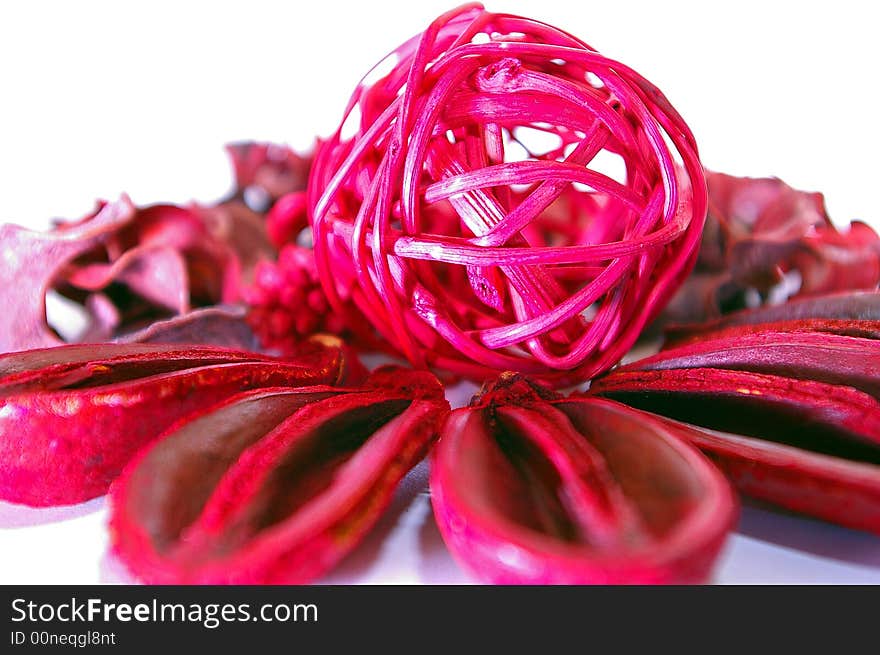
[117, 305, 261, 351]
[660, 172, 880, 326]
[224, 141, 312, 211]
[0, 197, 135, 352]
[788, 222, 880, 297]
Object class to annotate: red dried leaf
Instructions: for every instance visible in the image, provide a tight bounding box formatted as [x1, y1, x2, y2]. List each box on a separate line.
[117, 306, 261, 351]
[68, 245, 190, 314]
[196, 200, 274, 293]
[0, 196, 263, 351]
[706, 170, 830, 257]
[787, 222, 880, 297]
[660, 172, 879, 325]
[109, 368, 448, 584]
[0, 342, 344, 506]
[224, 141, 312, 210]
[694, 171, 830, 295]
[76, 202, 245, 308]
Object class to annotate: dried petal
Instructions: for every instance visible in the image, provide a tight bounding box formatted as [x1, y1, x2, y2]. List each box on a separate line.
[69, 202, 238, 307]
[655, 272, 744, 328]
[706, 171, 830, 242]
[79, 293, 123, 342]
[109, 368, 448, 584]
[0, 342, 343, 506]
[224, 141, 312, 210]
[660, 172, 879, 325]
[196, 200, 274, 294]
[431, 376, 735, 584]
[67, 244, 190, 314]
[706, 170, 829, 290]
[0, 197, 135, 352]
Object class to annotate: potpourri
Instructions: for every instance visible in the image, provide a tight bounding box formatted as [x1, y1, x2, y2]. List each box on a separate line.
[2, 4, 879, 584]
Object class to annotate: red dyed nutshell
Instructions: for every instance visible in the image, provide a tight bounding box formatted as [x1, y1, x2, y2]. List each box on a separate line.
[590, 326, 880, 533]
[665, 290, 880, 346]
[656, 419, 880, 536]
[110, 368, 449, 584]
[0, 342, 343, 506]
[310, 4, 707, 384]
[430, 375, 735, 584]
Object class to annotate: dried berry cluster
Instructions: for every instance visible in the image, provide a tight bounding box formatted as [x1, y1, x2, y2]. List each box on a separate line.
[245, 245, 346, 355]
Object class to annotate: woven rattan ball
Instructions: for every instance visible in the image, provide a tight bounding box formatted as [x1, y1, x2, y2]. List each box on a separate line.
[310, 5, 707, 385]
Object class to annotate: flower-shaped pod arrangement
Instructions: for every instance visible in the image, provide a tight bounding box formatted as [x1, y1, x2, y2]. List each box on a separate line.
[428, 291, 880, 583]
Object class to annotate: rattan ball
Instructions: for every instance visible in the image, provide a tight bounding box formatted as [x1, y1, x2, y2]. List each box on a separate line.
[309, 5, 707, 385]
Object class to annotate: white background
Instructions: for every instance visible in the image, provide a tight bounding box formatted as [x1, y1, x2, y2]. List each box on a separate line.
[1, 0, 879, 584]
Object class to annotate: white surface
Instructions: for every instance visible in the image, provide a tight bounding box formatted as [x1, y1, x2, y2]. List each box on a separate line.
[1, 0, 879, 584]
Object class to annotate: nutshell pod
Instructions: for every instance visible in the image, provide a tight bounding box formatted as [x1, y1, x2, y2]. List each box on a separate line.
[110, 368, 449, 584]
[0, 342, 343, 506]
[591, 333, 880, 533]
[430, 375, 736, 584]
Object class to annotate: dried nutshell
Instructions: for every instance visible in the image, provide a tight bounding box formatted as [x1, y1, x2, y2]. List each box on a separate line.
[665, 290, 880, 346]
[653, 417, 880, 535]
[109, 367, 449, 584]
[590, 332, 880, 533]
[591, 367, 880, 463]
[617, 331, 880, 399]
[666, 318, 880, 347]
[0, 342, 343, 506]
[430, 375, 736, 584]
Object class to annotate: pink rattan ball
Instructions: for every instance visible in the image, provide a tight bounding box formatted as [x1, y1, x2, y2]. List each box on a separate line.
[309, 4, 707, 385]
